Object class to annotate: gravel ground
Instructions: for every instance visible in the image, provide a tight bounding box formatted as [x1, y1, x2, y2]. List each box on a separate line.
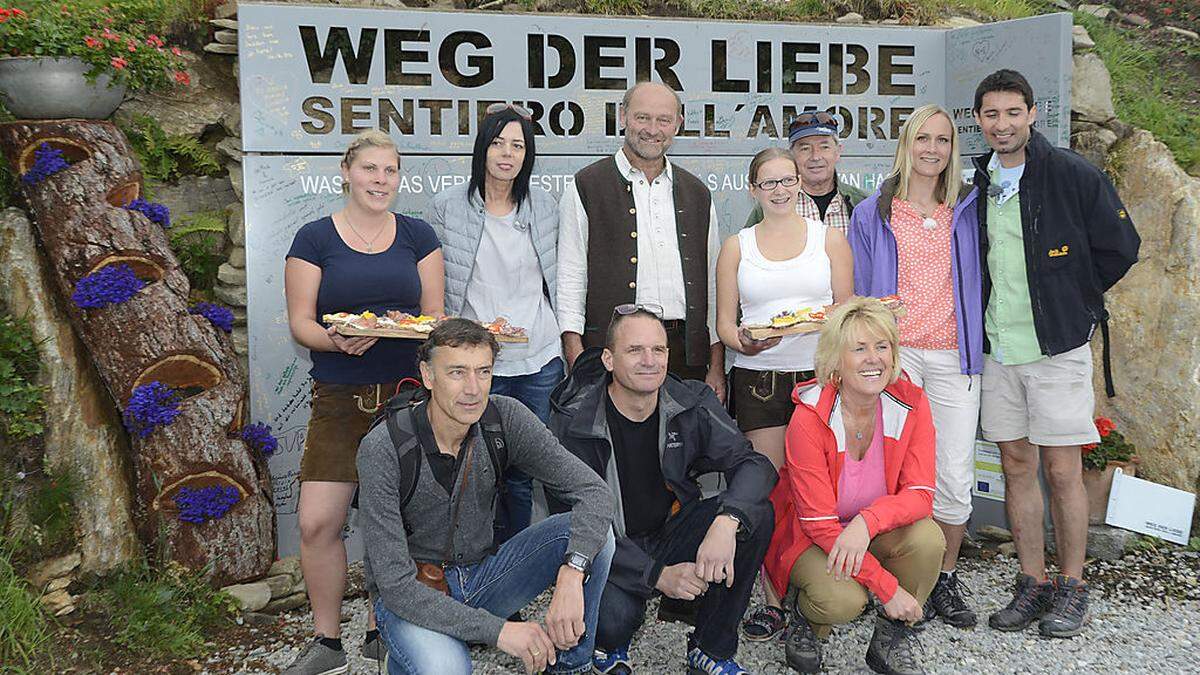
[207, 547, 1200, 674]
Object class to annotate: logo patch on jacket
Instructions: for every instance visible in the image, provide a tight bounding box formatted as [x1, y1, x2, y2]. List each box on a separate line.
[1048, 245, 1070, 258]
[1117, 208, 1127, 219]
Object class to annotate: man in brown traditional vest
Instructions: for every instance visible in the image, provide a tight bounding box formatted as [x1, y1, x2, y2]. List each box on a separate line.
[557, 81, 725, 402]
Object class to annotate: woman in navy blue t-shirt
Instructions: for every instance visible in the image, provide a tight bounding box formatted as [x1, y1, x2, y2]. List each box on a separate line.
[283, 129, 443, 669]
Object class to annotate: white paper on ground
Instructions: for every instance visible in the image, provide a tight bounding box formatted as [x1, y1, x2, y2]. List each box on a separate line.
[1105, 468, 1195, 545]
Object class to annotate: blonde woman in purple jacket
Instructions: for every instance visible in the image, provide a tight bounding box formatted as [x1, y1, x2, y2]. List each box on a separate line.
[847, 104, 983, 631]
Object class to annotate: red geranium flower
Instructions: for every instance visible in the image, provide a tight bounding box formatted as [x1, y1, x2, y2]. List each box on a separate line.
[101, 28, 118, 40]
[110, 56, 128, 70]
[174, 70, 191, 86]
[85, 36, 102, 49]
[146, 34, 164, 48]
[1094, 417, 1116, 438]
[171, 46, 183, 56]
[1082, 443, 1098, 454]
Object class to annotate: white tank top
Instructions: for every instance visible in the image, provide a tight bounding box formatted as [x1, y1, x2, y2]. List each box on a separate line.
[735, 218, 833, 372]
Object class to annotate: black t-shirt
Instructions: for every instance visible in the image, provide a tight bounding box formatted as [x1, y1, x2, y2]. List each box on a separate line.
[413, 403, 468, 495]
[809, 187, 839, 221]
[606, 393, 675, 537]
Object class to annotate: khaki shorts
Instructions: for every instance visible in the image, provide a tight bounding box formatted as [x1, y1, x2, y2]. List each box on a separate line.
[980, 344, 1100, 447]
[300, 380, 401, 482]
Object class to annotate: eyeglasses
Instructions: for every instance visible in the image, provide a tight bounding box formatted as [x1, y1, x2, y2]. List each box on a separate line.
[789, 111, 837, 131]
[753, 175, 800, 191]
[612, 303, 664, 319]
[485, 102, 533, 121]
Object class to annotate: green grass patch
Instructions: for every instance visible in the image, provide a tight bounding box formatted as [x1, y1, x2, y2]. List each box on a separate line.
[84, 561, 236, 659]
[1078, 13, 1200, 173]
[0, 543, 50, 671]
[0, 313, 45, 442]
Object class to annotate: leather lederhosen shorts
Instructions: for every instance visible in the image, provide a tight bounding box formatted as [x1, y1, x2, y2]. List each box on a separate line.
[730, 367, 815, 432]
[300, 380, 401, 482]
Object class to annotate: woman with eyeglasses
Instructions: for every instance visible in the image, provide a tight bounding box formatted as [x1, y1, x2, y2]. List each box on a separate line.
[848, 103, 983, 633]
[282, 129, 444, 673]
[716, 146, 853, 643]
[429, 102, 562, 545]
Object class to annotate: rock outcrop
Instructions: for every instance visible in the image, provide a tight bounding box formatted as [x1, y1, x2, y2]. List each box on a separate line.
[1095, 130, 1200, 501]
[0, 208, 139, 574]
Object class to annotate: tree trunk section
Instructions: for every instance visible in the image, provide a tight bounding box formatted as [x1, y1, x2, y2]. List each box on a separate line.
[0, 121, 274, 585]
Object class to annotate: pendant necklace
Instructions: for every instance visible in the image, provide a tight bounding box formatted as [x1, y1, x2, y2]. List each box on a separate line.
[345, 214, 385, 253]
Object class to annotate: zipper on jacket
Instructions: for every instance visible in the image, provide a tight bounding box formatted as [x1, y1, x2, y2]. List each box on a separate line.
[951, 225, 972, 373]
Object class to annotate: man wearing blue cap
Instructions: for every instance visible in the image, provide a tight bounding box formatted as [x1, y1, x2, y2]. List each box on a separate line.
[744, 112, 867, 234]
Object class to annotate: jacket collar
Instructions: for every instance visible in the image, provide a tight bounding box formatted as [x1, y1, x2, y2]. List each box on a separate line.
[973, 127, 1050, 177]
[554, 347, 696, 442]
[794, 380, 914, 453]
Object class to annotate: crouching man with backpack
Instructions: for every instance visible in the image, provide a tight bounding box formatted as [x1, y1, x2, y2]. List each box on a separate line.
[357, 318, 615, 674]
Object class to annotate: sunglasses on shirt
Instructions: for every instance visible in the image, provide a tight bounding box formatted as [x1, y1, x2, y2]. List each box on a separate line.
[612, 303, 664, 320]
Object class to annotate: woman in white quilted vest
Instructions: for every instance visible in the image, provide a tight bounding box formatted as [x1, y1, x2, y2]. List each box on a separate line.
[428, 103, 563, 546]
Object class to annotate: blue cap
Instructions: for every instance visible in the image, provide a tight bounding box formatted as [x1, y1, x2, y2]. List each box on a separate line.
[788, 112, 840, 144]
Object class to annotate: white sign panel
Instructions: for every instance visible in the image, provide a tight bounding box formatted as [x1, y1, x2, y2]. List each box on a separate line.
[1106, 468, 1195, 545]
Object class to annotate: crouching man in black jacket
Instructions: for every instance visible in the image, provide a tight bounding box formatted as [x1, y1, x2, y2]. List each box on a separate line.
[550, 306, 776, 675]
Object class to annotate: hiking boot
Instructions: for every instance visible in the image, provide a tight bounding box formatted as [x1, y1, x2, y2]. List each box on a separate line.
[592, 645, 632, 674]
[741, 604, 787, 642]
[865, 615, 926, 675]
[987, 573, 1055, 632]
[686, 645, 749, 675]
[1038, 575, 1090, 638]
[922, 570, 977, 628]
[281, 635, 349, 675]
[783, 605, 822, 674]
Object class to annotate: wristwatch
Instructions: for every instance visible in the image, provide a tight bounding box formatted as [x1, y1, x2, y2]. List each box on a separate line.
[720, 510, 745, 534]
[563, 551, 591, 575]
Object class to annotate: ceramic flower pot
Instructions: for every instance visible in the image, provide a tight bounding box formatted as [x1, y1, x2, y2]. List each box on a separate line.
[0, 56, 126, 120]
[1082, 461, 1137, 525]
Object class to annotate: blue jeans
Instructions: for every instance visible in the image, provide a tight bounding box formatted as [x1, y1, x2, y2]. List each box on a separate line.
[490, 357, 564, 545]
[375, 512, 615, 674]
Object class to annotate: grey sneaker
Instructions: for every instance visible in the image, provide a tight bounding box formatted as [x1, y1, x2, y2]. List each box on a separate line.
[1038, 575, 1090, 638]
[865, 614, 925, 675]
[988, 573, 1055, 632]
[361, 632, 384, 663]
[281, 635, 349, 675]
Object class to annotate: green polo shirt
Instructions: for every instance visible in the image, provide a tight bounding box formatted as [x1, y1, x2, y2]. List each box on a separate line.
[984, 169, 1042, 365]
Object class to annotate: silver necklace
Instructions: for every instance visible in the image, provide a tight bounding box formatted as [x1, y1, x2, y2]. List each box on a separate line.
[345, 214, 386, 253]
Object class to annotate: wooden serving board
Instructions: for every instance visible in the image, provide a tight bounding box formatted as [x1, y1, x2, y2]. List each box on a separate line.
[743, 306, 906, 340]
[335, 324, 529, 343]
[744, 322, 824, 340]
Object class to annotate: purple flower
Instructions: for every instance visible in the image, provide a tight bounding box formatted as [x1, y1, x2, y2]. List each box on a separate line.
[124, 197, 171, 228]
[20, 143, 70, 184]
[123, 381, 181, 438]
[72, 264, 146, 309]
[241, 422, 278, 457]
[174, 485, 241, 523]
[189, 302, 234, 333]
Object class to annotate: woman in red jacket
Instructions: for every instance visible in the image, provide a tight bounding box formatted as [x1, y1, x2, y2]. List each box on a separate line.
[763, 296, 945, 675]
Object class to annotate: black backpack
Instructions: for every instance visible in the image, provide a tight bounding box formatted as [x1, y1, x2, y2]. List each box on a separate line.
[368, 379, 508, 509]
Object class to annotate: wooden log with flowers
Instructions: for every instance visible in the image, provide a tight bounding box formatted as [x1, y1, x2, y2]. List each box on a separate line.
[0, 120, 275, 585]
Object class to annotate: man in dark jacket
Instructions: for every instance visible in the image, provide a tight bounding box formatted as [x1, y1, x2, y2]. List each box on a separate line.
[970, 69, 1139, 639]
[549, 307, 776, 675]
